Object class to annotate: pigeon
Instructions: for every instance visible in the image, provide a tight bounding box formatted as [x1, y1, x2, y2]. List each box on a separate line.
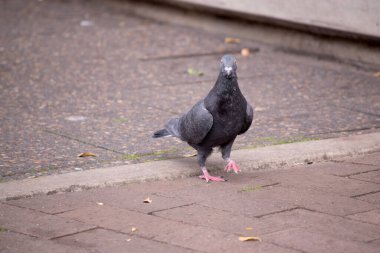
[153, 55, 253, 182]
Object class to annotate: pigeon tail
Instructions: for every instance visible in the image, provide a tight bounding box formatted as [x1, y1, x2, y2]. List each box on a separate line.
[153, 129, 171, 138]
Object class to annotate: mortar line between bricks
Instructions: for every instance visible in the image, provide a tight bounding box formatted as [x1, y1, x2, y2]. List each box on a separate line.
[254, 207, 302, 218]
[348, 177, 380, 185]
[42, 129, 125, 154]
[49, 227, 99, 240]
[2, 229, 39, 239]
[335, 168, 380, 177]
[351, 190, 380, 198]
[3, 201, 56, 215]
[344, 211, 380, 227]
[266, 240, 306, 253]
[147, 202, 197, 215]
[367, 237, 380, 243]
[88, 226, 207, 253]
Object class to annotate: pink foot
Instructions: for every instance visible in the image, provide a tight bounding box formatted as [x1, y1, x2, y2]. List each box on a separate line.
[199, 167, 225, 182]
[224, 159, 240, 173]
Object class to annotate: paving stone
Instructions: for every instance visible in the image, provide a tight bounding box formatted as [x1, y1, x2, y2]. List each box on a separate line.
[6, 191, 94, 214]
[234, 185, 379, 216]
[153, 203, 288, 235]
[256, 167, 380, 197]
[58, 205, 192, 239]
[154, 225, 298, 253]
[260, 208, 380, 242]
[0, 231, 90, 253]
[355, 191, 380, 204]
[369, 238, 380, 248]
[350, 170, 380, 184]
[346, 209, 380, 225]
[54, 228, 196, 253]
[0, 203, 95, 239]
[303, 161, 379, 177]
[158, 181, 296, 217]
[70, 184, 194, 214]
[265, 228, 379, 253]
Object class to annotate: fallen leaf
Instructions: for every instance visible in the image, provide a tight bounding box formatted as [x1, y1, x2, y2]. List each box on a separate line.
[239, 236, 262, 242]
[182, 153, 197, 157]
[374, 71, 380, 77]
[131, 227, 137, 232]
[241, 48, 250, 56]
[96, 202, 104, 206]
[187, 68, 204, 76]
[78, 152, 96, 157]
[143, 197, 152, 203]
[254, 107, 265, 112]
[224, 37, 241, 44]
[245, 227, 253, 231]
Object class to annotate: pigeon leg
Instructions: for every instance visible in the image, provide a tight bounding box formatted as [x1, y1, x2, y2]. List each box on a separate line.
[196, 148, 225, 182]
[199, 167, 225, 182]
[224, 159, 241, 173]
[221, 139, 240, 173]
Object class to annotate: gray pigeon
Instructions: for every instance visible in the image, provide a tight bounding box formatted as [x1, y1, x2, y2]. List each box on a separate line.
[153, 55, 253, 182]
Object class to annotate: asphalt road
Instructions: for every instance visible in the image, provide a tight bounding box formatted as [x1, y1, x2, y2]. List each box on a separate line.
[1, 0, 380, 181]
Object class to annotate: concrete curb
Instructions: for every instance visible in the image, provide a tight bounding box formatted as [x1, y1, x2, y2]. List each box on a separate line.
[1, 132, 379, 200]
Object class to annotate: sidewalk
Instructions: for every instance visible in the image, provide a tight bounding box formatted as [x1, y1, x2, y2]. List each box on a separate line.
[1, 152, 379, 253]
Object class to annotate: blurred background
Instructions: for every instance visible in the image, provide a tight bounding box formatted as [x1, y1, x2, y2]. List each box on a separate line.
[1, 0, 379, 181]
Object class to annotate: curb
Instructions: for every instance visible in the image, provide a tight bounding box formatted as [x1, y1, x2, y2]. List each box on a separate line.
[1, 132, 379, 200]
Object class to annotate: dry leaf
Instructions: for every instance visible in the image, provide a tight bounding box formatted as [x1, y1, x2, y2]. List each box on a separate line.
[96, 202, 104, 206]
[224, 37, 241, 44]
[131, 227, 137, 232]
[374, 71, 380, 77]
[245, 227, 253, 231]
[182, 153, 197, 157]
[241, 48, 250, 56]
[187, 68, 204, 76]
[239, 236, 262, 242]
[78, 152, 96, 157]
[143, 197, 152, 203]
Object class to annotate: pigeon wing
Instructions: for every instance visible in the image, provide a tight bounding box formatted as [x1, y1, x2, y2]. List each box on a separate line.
[239, 103, 254, 135]
[165, 100, 213, 144]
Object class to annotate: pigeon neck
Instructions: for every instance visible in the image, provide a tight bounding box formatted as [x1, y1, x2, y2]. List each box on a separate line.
[214, 73, 239, 95]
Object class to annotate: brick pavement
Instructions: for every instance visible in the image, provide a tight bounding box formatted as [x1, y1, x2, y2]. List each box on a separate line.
[1, 152, 380, 252]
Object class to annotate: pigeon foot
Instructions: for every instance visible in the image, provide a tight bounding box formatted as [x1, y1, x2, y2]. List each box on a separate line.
[199, 167, 225, 182]
[224, 159, 240, 173]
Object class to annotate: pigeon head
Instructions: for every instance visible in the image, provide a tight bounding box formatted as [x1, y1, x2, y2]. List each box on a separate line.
[220, 55, 237, 79]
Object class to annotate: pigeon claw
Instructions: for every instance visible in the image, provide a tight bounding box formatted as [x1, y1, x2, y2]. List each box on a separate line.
[199, 175, 225, 182]
[224, 160, 240, 173]
[199, 168, 225, 182]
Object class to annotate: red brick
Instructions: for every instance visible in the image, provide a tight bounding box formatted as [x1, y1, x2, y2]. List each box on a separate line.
[58, 205, 192, 239]
[154, 203, 288, 235]
[154, 225, 298, 253]
[54, 228, 194, 253]
[350, 170, 380, 184]
[260, 208, 380, 242]
[245, 185, 379, 216]
[265, 228, 379, 253]
[256, 168, 380, 197]
[356, 192, 380, 204]
[0, 203, 95, 239]
[346, 209, 380, 225]
[0, 231, 90, 253]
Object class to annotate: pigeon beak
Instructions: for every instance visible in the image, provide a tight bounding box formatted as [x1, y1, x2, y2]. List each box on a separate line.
[224, 67, 233, 78]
